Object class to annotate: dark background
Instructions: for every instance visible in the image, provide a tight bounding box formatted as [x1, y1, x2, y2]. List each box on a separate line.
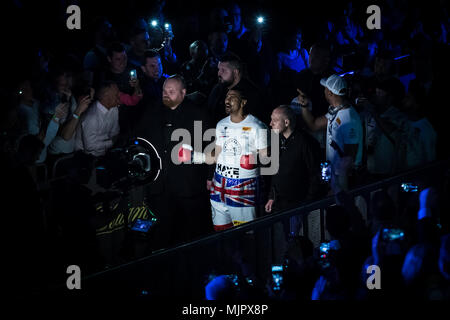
[3, 0, 445, 83]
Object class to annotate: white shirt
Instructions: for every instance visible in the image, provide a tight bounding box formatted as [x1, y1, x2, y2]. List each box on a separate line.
[325, 106, 363, 174]
[215, 114, 268, 179]
[75, 101, 119, 157]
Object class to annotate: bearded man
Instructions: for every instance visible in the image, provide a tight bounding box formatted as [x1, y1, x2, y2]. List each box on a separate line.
[134, 75, 215, 250]
[207, 52, 270, 126]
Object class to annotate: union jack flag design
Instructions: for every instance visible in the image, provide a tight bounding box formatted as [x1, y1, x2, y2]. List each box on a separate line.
[210, 173, 258, 207]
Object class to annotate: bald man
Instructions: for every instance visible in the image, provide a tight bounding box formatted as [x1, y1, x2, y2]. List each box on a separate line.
[266, 105, 322, 239]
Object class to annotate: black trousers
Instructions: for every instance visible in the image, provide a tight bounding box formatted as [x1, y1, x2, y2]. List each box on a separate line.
[146, 191, 214, 251]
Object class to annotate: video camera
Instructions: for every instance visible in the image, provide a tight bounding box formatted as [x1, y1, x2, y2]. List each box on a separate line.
[95, 137, 162, 190]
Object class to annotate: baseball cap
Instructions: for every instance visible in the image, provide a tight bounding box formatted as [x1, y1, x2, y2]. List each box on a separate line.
[320, 74, 348, 96]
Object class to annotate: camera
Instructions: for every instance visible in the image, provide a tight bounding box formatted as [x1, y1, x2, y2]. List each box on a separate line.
[271, 264, 284, 291]
[401, 183, 418, 192]
[129, 69, 137, 80]
[382, 228, 405, 241]
[95, 137, 162, 190]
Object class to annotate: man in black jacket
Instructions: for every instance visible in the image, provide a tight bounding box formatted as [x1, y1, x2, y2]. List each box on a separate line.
[265, 105, 322, 239]
[134, 75, 214, 250]
[207, 52, 270, 126]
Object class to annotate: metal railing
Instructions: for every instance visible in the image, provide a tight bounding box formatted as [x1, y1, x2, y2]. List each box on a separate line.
[53, 159, 449, 297]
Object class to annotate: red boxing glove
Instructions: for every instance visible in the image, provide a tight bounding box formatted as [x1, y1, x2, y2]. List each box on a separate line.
[240, 153, 257, 170]
[178, 144, 193, 163]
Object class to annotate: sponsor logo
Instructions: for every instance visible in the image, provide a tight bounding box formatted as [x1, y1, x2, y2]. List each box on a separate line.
[217, 163, 240, 178]
[223, 138, 242, 156]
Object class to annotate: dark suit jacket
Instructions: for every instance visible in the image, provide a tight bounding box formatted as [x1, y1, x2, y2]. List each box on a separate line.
[134, 98, 214, 197]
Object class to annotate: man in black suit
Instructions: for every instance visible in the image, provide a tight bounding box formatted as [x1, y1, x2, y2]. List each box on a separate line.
[134, 75, 214, 250]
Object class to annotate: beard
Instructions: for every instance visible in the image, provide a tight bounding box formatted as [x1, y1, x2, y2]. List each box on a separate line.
[218, 76, 234, 87]
[163, 97, 179, 109]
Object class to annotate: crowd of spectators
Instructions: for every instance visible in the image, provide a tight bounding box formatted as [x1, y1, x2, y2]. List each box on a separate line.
[0, 0, 449, 299]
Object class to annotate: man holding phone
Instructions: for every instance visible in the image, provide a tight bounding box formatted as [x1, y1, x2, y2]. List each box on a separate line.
[300, 74, 363, 192]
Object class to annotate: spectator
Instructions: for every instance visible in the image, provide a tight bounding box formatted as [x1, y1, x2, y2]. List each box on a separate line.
[47, 81, 94, 163]
[400, 79, 437, 165]
[180, 40, 209, 93]
[226, 3, 249, 59]
[75, 81, 120, 157]
[100, 42, 142, 138]
[17, 79, 68, 163]
[83, 17, 117, 85]
[401, 243, 441, 299]
[41, 68, 74, 117]
[127, 27, 151, 69]
[228, 2, 248, 41]
[242, 28, 275, 90]
[100, 42, 142, 104]
[360, 78, 420, 173]
[139, 49, 167, 108]
[294, 43, 333, 117]
[276, 28, 309, 74]
[300, 74, 363, 191]
[208, 7, 232, 34]
[291, 42, 334, 152]
[359, 226, 408, 300]
[279, 236, 319, 300]
[195, 30, 230, 95]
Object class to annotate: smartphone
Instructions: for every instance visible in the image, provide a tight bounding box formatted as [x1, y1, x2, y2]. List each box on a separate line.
[320, 242, 331, 255]
[401, 183, 418, 192]
[130, 69, 137, 80]
[321, 161, 331, 182]
[130, 218, 155, 233]
[271, 265, 284, 291]
[382, 228, 405, 241]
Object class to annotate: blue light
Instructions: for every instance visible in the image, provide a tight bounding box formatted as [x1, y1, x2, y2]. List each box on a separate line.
[339, 71, 354, 77]
[134, 140, 139, 145]
[394, 54, 410, 61]
[151, 20, 158, 27]
[257, 16, 264, 24]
